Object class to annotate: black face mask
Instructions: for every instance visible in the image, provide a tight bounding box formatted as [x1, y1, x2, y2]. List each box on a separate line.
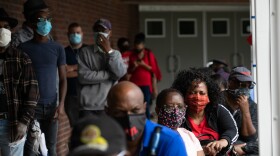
[120, 45, 130, 53]
[114, 113, 146, 141]
[135, 48, 143, 53]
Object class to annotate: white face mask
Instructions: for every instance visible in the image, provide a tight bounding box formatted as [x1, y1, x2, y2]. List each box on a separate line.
[0, 28, 11, 47]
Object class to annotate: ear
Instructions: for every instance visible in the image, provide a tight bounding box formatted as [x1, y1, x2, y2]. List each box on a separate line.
[143, 101, 147, 111]
[155, 106, 159, 115]
[108, 30, 112, 38]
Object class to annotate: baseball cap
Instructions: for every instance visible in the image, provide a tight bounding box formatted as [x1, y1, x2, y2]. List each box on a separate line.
[69, 114, 126, 156]
[229, 66, 254, 82]
[93, 18, 112, 30]
[23, 0, 48, 19]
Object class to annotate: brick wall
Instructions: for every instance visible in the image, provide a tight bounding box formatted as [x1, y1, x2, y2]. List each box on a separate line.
[0, 0, 139, 156]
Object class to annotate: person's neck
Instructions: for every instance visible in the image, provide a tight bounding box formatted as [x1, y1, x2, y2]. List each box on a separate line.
[127, 135, 143, 155]
[71, 43, 82, 49]
[0, 45, 8, 53]
[187, 109, 205, 120]
[33, 33, 49, 43]
[226, 95, 239, 111]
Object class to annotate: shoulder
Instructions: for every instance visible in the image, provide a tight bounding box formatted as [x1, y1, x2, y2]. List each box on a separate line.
[80, 45, 94, 53]
[217, 104, 233, 116]
[7, 47, 31, 62]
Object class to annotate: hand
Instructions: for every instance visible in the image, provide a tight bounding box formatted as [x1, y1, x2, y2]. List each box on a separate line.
[54, 103, 65, 120]
[236, 95, 250, 113]
[138, 51, 144, 60]
[234, 143, 246, 155]
[14, 122, 27, 141]
[206, 139, 228, 155]
[97, 34, 111, 53]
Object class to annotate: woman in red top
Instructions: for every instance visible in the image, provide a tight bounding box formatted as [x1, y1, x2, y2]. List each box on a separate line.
[172, 68, 238, 156]
[128, 33, 161, 118]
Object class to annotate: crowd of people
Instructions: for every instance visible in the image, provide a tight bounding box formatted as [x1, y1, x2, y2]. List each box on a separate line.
[0, 0, 258, 155]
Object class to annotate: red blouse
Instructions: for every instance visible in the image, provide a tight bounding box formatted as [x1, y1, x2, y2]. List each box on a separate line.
[188, 116, 220, 141]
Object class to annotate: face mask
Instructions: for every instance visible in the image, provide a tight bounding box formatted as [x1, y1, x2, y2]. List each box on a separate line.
[69, 33, 82, 45]
[186, 94, 210, 113]
[135, 48, 143, 53]
[36, 20, 52, 36]
[114, 113, 146, 141]
[227, 88, 250, 99]
[0, 28, 11, 47]
[158, 106, 186, 129]
[120, 45, 130, 52]
[93, 32, 109, 44]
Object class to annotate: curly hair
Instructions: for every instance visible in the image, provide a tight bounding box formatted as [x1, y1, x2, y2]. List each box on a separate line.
[171, 68, 222, 108]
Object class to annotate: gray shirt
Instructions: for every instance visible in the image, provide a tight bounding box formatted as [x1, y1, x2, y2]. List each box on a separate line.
[77, 45, 126, 110]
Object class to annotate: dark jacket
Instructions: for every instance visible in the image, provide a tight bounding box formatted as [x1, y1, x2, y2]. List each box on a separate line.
[182, 104, 239, 149]
[3, 46, 40, 141]
[224, 98, 258, 155]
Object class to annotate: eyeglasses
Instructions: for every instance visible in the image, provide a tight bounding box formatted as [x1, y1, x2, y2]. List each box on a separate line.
[37, 17, 52, 22]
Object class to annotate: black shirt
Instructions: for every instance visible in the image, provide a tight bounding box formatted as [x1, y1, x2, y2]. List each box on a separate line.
[65, 44, 87, 96]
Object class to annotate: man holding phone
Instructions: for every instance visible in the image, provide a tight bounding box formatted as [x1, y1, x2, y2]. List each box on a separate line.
[224, 67, 258, 156]
[77, 18, 126, 118]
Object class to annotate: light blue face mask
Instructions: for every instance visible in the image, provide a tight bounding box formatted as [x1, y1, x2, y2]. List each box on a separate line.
[69, 33, 82, 45]
[36, 20, 52, 36]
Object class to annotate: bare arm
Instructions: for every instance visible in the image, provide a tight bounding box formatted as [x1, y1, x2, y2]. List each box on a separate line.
[54, 65, 67, 119]
[238, 96, 257, 136]
[66, 64, 78, 78]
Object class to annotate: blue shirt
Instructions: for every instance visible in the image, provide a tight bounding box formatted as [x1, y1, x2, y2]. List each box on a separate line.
[20, 40, 66, 104]
[140, 120, 188, 156]
[65, 44, 86, 96]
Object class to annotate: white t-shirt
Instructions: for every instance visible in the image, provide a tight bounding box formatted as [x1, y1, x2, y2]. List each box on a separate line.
[177, 128, 203, 156]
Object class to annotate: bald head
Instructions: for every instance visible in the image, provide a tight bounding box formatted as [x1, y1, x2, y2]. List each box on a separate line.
[107, 81, 146, 117]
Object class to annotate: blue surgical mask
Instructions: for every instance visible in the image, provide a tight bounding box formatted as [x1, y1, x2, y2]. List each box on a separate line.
[69, 33, 82, 45]
[36, 20, 52, 36]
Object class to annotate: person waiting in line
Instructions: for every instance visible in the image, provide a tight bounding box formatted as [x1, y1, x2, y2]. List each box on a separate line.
[64, 22, 87, 127]
[156, 88, 204, 156]
[0, 8, 39, 156]
[117, 37, 132, 81]
[128, 33, 161, 118]
[210, 59, 230, 81]
[223, 67, 258, 156]
[106, 81, 187, 156]
[69, 114, 127, 156]
[11, 0, 53, 47]
[77, 18, 126, 118]
[19, 4, 67, 155]
[172, 68, 238, 156]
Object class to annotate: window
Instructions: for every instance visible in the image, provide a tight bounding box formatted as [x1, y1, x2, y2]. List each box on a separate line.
[241, 19, 250, 36]
[178, 18, 197, 37]
[211, 18, 230, 37]
[145, 19, 165, 38]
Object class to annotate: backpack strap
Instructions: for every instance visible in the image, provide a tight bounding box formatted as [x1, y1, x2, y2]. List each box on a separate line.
[148, 126, 162, 156]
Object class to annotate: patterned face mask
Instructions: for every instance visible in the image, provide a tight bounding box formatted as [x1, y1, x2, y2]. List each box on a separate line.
[158, 105, 186, 129]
